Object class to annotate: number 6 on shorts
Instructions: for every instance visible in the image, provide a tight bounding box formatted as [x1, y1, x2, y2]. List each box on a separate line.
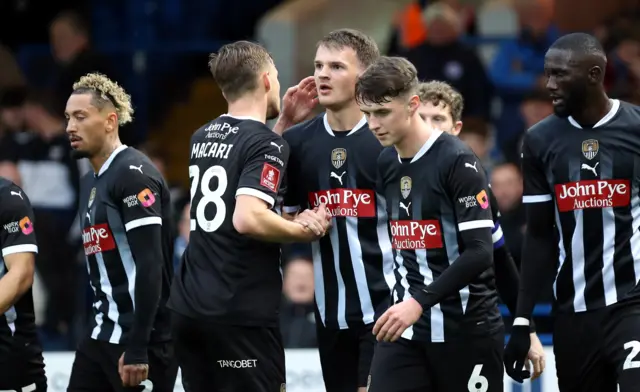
[467, 364, 489, 392]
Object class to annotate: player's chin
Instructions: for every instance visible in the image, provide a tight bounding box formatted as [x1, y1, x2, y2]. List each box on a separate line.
[70, 148, 91, 160]
[318, 94, 344, 108]
[552, 104, 571, 118]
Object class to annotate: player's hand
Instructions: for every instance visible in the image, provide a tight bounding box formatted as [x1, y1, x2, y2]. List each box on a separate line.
[295, 203, 331, 238]
[372, 298, 423, 342]
[118, 353, 149, 387]
[526, 332, 546, 381]
[503, 325, 532, 383]
[280, 76, 319, 125]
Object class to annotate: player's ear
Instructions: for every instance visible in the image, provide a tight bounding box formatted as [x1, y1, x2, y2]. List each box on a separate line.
[588, 66, 602, 84]
[452, 121, 463, 136]
[105, 112, 118, 134]
[262, 72, 272, 93]
[408, 95, 420, 116]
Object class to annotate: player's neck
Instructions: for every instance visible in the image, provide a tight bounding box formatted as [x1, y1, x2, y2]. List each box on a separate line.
[395, 117, 434, 159]
[571, 93, 612, 127]
[226, 97, 267, 124]
[326, 103, 363, 132]
[91, 139, 123, 174]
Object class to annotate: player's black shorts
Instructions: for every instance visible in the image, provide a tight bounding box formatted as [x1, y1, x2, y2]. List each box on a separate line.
[553, 301, 640, 392]
[171, 312, 285, 392]
[0, 341, 46, 391]
[368, 329, 504, 392]
[67, 337, 178, 392]
[316, 321, 376, 391]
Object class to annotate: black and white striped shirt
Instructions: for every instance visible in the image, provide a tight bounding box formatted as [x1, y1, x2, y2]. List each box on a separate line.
[0, 178, 45, 387]
[77, 146, 173, 343]
[283, 114, 392, 329]
[522, 99, 640, 313]
[377, 132, 502, 342]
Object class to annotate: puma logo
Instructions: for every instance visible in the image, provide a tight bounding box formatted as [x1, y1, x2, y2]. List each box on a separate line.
[10, 191, 22, 199]
[581, 162, 599, 176]
[400, 202, 411, 216]
[270, 142, 283, 152]
[465, 161, 478, 172]
[330, 171, 347, 185]
[129, 165, 143, 174]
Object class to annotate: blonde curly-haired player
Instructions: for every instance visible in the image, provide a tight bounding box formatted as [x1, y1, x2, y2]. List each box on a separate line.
[65, 73, 178, 391]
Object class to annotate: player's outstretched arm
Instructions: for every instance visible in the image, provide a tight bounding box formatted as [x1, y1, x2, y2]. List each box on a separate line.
[413, 153, 494, 309]
[0, 186, 37, 313]
[234, 196, 328, 242]
[235, 133, 329, 242]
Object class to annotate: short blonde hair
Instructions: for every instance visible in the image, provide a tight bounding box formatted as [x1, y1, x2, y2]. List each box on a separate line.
[417, 81, 464, 122]
[72, 73, 134, 125]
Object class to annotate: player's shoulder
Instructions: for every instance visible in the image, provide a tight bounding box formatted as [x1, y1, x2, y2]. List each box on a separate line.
[435, 132, 476, 160]
[0, 177, 31, 209]
[615, 99, 640, 123]
[111, 148, 164, 183]
[282, 113, 324, 147]
[524, 114, 564, 144]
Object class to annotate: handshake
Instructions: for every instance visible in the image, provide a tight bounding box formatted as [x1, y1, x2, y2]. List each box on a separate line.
[294, 202, 332, 240]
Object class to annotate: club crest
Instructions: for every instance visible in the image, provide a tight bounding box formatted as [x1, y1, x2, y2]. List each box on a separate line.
[88, 187, 96, 208]
[331, 148, 347, 169]
[582, 139, 599, 160]
[280, 383, 286, 392]
[401, 176, 412, 199]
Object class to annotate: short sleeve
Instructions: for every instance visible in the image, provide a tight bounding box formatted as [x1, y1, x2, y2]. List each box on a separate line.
[0, 186, 37, 257]
[113, 167, 163, 232]
[236, 134, 290, 208]
[447, 153, 494, 232]
[521, 132, 552, 204]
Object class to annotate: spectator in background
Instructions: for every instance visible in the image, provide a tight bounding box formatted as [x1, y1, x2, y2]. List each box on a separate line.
[0, 44, 26, 91]
[5, 90, 83, 348]
[502, 90, 553, 163]
[0, 87, 27, 135]
[404, 2, 492, 122]
[49, 10, 114, 112]
[490, 162, 525, 267]
[607, 34, 640, 101]
[280, 256, 317, 349]
[489, 0, 558, 148]
[387, 0, 476, 55]
[174, 203, 190, 271]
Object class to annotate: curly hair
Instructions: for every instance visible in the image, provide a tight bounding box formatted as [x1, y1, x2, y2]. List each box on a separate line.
[72, 73, 134, 125]
[417, 81, 464, 122]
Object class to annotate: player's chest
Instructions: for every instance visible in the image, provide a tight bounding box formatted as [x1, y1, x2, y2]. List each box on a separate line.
[545, 131, 640, 212]
[80, 184, 119, 257]
[299, 138, 380, 218]
[299, 139, 378, 187]
[382, 165, 445, 220]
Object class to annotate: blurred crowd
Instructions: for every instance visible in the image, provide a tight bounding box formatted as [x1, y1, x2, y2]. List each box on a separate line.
[0, 0, 638, 350]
